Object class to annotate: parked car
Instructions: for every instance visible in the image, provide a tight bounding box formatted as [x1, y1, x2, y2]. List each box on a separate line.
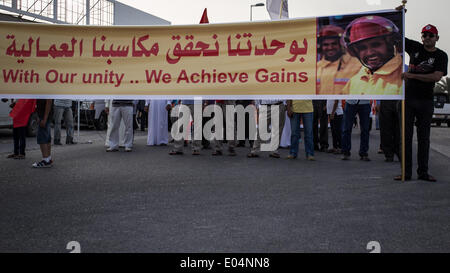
[0, 99, 39, 136]
[73, 100, 108, 130]
[433, 76, 450, 127]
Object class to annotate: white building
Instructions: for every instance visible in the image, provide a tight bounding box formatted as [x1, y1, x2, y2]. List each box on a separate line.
[0, 0, 170, 25]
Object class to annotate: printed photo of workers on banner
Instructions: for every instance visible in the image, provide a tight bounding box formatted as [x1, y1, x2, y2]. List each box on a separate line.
[316, 11, 404, 96]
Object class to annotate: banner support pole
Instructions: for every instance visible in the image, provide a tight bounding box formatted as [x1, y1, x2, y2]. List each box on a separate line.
[77, 100, 80, 140]
[401, 100, 405, 182]
[401, 0, 407, 182]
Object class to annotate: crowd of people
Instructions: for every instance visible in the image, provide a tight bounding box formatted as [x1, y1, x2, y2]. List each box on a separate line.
[3, 19, 447, 183]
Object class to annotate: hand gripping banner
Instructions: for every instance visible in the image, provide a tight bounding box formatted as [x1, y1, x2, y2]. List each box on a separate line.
[0, 10, 404, 99]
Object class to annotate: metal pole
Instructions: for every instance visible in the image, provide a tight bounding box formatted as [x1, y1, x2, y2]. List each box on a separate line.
[401, 0, 407, 182]
[250, 6, 253, 21]
[401, 100, 405, 182]
[279, 0, 283, 19]
[77, 100, 80, 140]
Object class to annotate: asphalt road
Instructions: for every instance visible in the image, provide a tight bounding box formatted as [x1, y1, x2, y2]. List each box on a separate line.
[0, 126, 449, 253]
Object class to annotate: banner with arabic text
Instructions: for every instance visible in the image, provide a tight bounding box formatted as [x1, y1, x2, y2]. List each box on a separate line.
[0, 10, 404, 99]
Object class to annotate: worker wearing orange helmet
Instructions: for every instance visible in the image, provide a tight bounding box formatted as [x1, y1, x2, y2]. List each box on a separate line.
[342, 15, 403, 96]
[316, 25, 361, 95]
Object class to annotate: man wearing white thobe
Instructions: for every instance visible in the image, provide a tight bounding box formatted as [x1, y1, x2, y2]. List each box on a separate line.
[146, 100, 171, 146]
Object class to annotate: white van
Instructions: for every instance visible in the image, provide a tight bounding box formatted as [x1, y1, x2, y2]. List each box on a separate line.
[0, 99, 39, 136]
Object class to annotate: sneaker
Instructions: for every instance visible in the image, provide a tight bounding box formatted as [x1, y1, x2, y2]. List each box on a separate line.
[307, 155, 315, 161]
[287, 154, 296, 159]
[106, 147, 119, 152]
[32, 159, 53, 168]
[125, 147, 132, 152]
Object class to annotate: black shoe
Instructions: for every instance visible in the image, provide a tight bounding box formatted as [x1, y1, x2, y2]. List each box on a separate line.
[360, 156, 371, 161]
[66, 137, 77, 145]
[385, 157, 394, 162]
[54, 139, 62, 145]
[228, 148, 237, 156]
[417, 174, 437, 182]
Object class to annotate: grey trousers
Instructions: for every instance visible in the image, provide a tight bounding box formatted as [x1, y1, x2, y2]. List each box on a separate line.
[53, 106, 74, 140]
[173, 104, 202, 152]
[212, 101, 236, 152]
[251, 104, 286, 154]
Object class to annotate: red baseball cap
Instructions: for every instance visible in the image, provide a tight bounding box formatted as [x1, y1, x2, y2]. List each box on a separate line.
[422, 24, 438, 35]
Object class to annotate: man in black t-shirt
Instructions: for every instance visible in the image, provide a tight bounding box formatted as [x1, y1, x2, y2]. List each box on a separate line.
[395, 24, 448, 182]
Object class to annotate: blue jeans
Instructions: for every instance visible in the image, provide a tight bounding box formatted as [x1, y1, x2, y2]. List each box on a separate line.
[37, 119, 52, 144]
[342, 103, 371, 157]
[290, 112, 314, 157]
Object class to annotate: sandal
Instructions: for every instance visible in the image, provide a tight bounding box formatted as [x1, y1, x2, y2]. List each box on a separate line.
[6, 154, 17, 159]
[394, 175, 411, 181]
[169, 150, 183, 155]
[247, 153, 259, 158]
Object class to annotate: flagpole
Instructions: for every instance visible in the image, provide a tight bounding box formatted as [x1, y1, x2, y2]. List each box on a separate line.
[279, 0, 283, 19]
[401, 0, 407, 182]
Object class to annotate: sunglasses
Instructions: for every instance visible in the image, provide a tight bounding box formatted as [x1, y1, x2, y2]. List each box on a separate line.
[422, 33, 436, 38]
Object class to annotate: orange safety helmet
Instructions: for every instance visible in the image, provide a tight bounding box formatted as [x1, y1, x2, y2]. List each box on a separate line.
[318, 25, 345, 53]
[342, 15, 401, 56]
[318, 25, 345, 39]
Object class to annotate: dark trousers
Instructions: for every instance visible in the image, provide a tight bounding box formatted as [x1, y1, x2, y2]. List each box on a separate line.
[313, 100, 328, 149]
[330, 114, 343, 149]
[404, 98, 434, 177]
[13, 126, 27, 155]
[140, 110, 148, 131]
[342, 103, 371, 157]
[380, 100, 401, 159]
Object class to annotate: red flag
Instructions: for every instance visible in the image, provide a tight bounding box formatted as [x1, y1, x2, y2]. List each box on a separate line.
[199, 8, 209, 24]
